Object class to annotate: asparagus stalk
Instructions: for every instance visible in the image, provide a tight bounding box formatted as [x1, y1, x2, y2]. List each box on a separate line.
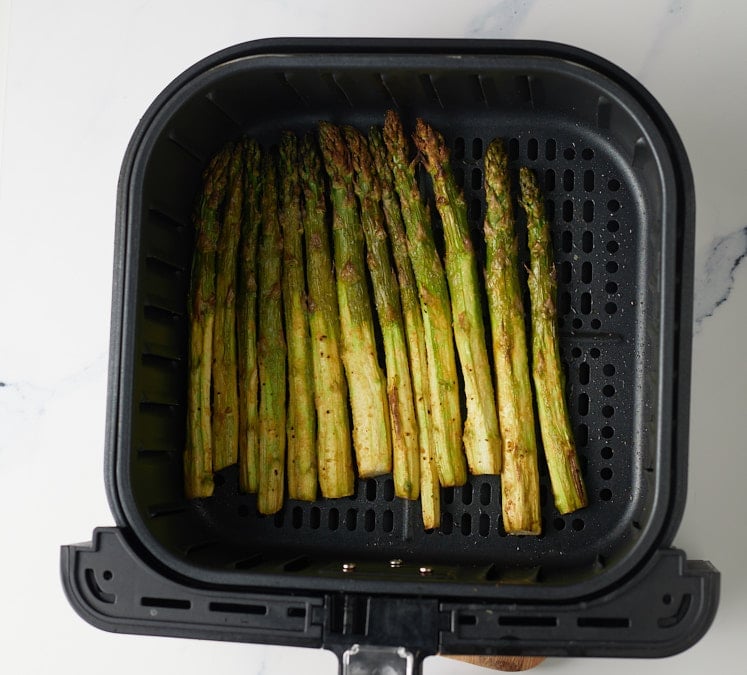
[279, 132, 317, 501]
[257, 155, 286, 515]
[237, 138, 262, 493]
[369, 126, 440, 526]
[519, 166, 588, 514]
[382, 110, 466, 488]
[300, 134, 355, 498]
[344, 126, 419, 500]
[484, 140, 541, 534]
[318, 122, 392, 478]
[184, 145, 231, 499]
[413, 119, 501, 476]
[212, 143, 243, 471]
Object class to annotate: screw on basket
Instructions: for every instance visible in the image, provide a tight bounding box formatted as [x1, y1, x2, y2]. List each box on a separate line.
[342, 562, 357, 573]
[418, 566, 433, 576]
[389, 559, 404, 568]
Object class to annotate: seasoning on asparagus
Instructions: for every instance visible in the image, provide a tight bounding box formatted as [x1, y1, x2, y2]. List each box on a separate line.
[484, 140, 541, 534]
[369, 125, 440, 526]
[237, 138, 262, 493]
[185, 145, 231, 499]
[257, 155, 286, 515]
[318, 122, 392, 478]
[300, 134, 355, 498]
[382, 110, 466, 488]
[279, 131, 317, 501]
[344, 126, 419, 500]
[519, 166, 588, 514]
[413, 119, 502, 476]
[212, 143, 243, 472]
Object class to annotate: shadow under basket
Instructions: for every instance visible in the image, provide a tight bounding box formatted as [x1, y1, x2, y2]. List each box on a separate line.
[61, 38, 718, 675]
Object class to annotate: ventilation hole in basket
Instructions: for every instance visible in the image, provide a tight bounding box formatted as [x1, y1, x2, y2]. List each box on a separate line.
[564, 147, 576, 160]
[605, 281, 618, 294]
[213, 473, 225, 487]
[607, 219, 619, 232]
[601, 446, 613, 459]
[584, 170, 594, 192]
[553, 517, 566, 531]
[454, 137, 465, 159]
[310, 507, 321, 529]
[583, 200, 594, 222]
[563, 169, 574, 191]
[480, 482, 491, 505]
[479, 514, 490, 537]
[383, 478, 395, 502]
[601, 426, 614, 439]
[538, 484, 548, 508]
[607, 199, 620, 213]
[579, 362, 590, 385]
[581, 261, 592, 284]
[237, 504, 249, 518]
[559, 292, 571, 315]
[102, 570, 113, 581]
[558, 317, 565, 328]
[443, 486, 454, 505]
[580, 292, 592, 314]
[346, 508, 357, 531]
[591, 318, 601, 329]
[349, 480, 359, 501]
[600, 488, 612, 501]
[582, 231, 594, 253]
[458, 614, 478, 626]
[603, 384, 616, 397]
[562, 200, 573, 222]
[471, 168, 482, 190]
[577, 424, 589, 447]
[471, 198, 482, 221]
[606, 261, 618, 273]
[572, 518, 585, 531]
[562, 230, 573, 252]
[546, 200, 555, 222]
[508, 138, 519, 161]
[545, 169, 556, 191]
[461, 482, 473, 505]
[274, 511, 285, 527]
[545, 138, 557, 160]
[572, 317, 583, 330]
[605, 302, 618, 315]
[382, 509, 394, 533]
[527, 137, 538, 161]
[590, 347, 600, 358]
[364, 509, 375, 532]
[571, 346, 582, 358]
[472, 138, 483, 160]
[328, 508, 339, 530]
[602, 405, 614, 418]
[580, 453, 589, 474]
[578, 393, 589, 416]
[662, 593, 672, 605]
[366, 479, 377, 501]
[582, 148, 594, 160]
[461, 513, 472, 535]
[601, 467, 613, 480]
[606, 240, 619, 254]
[454, 167, 465, 188]
[608, 178, 620, 191]
[442, 511, 453, 534]
[292, 506, 303, 529]
[560, 260, 572, 284]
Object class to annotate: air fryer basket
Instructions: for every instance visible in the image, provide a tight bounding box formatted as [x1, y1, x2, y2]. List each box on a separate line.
[62, 39, 718, 672]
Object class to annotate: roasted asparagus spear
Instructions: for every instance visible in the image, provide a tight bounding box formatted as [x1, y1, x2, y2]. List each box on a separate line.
[257, 155, 286, 515]
[279, 132, 317, 501]
[185, 145, 231, 499]
[318, 122, 392, 478]
[369, 125, 440, 526]
[344, 126, 419, 500]
[484, 140, 541, 534]
[519, 166, 588, 514]
[413, 119, 501, 477]
[237, 138, 262, 493]
[383, 111, 466, 487]
[300, 134, 355, 498]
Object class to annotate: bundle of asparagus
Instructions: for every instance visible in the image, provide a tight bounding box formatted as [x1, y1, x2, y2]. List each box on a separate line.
[183, 113, 588, 531]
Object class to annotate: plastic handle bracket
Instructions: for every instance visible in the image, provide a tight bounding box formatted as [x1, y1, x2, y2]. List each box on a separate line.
[342, 644, 415, 675]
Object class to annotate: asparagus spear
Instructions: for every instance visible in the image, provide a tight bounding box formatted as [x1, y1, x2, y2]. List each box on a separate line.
[279, 132, 317, 501]
[257, 155, 286, 515]
[212, 143, 243, 471]
[382, 110, 466, 488]
[185, 146, 231, 499]
[413, 119, 501, 476]
[300, 134, 355, 498]
[344, 126, 419, 500]
[318, 122, 392, 478]
[484, 140, 541, 534]
[369, 126, 440, 526]
[237, 138, 262, 493]
[519, 166, 588, 514]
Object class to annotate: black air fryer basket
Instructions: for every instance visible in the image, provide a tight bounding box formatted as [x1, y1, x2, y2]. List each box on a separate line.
[61, 39, 719, 673]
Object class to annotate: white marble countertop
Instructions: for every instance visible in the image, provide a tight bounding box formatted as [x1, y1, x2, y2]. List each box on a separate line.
[1, 1, 745, 673]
